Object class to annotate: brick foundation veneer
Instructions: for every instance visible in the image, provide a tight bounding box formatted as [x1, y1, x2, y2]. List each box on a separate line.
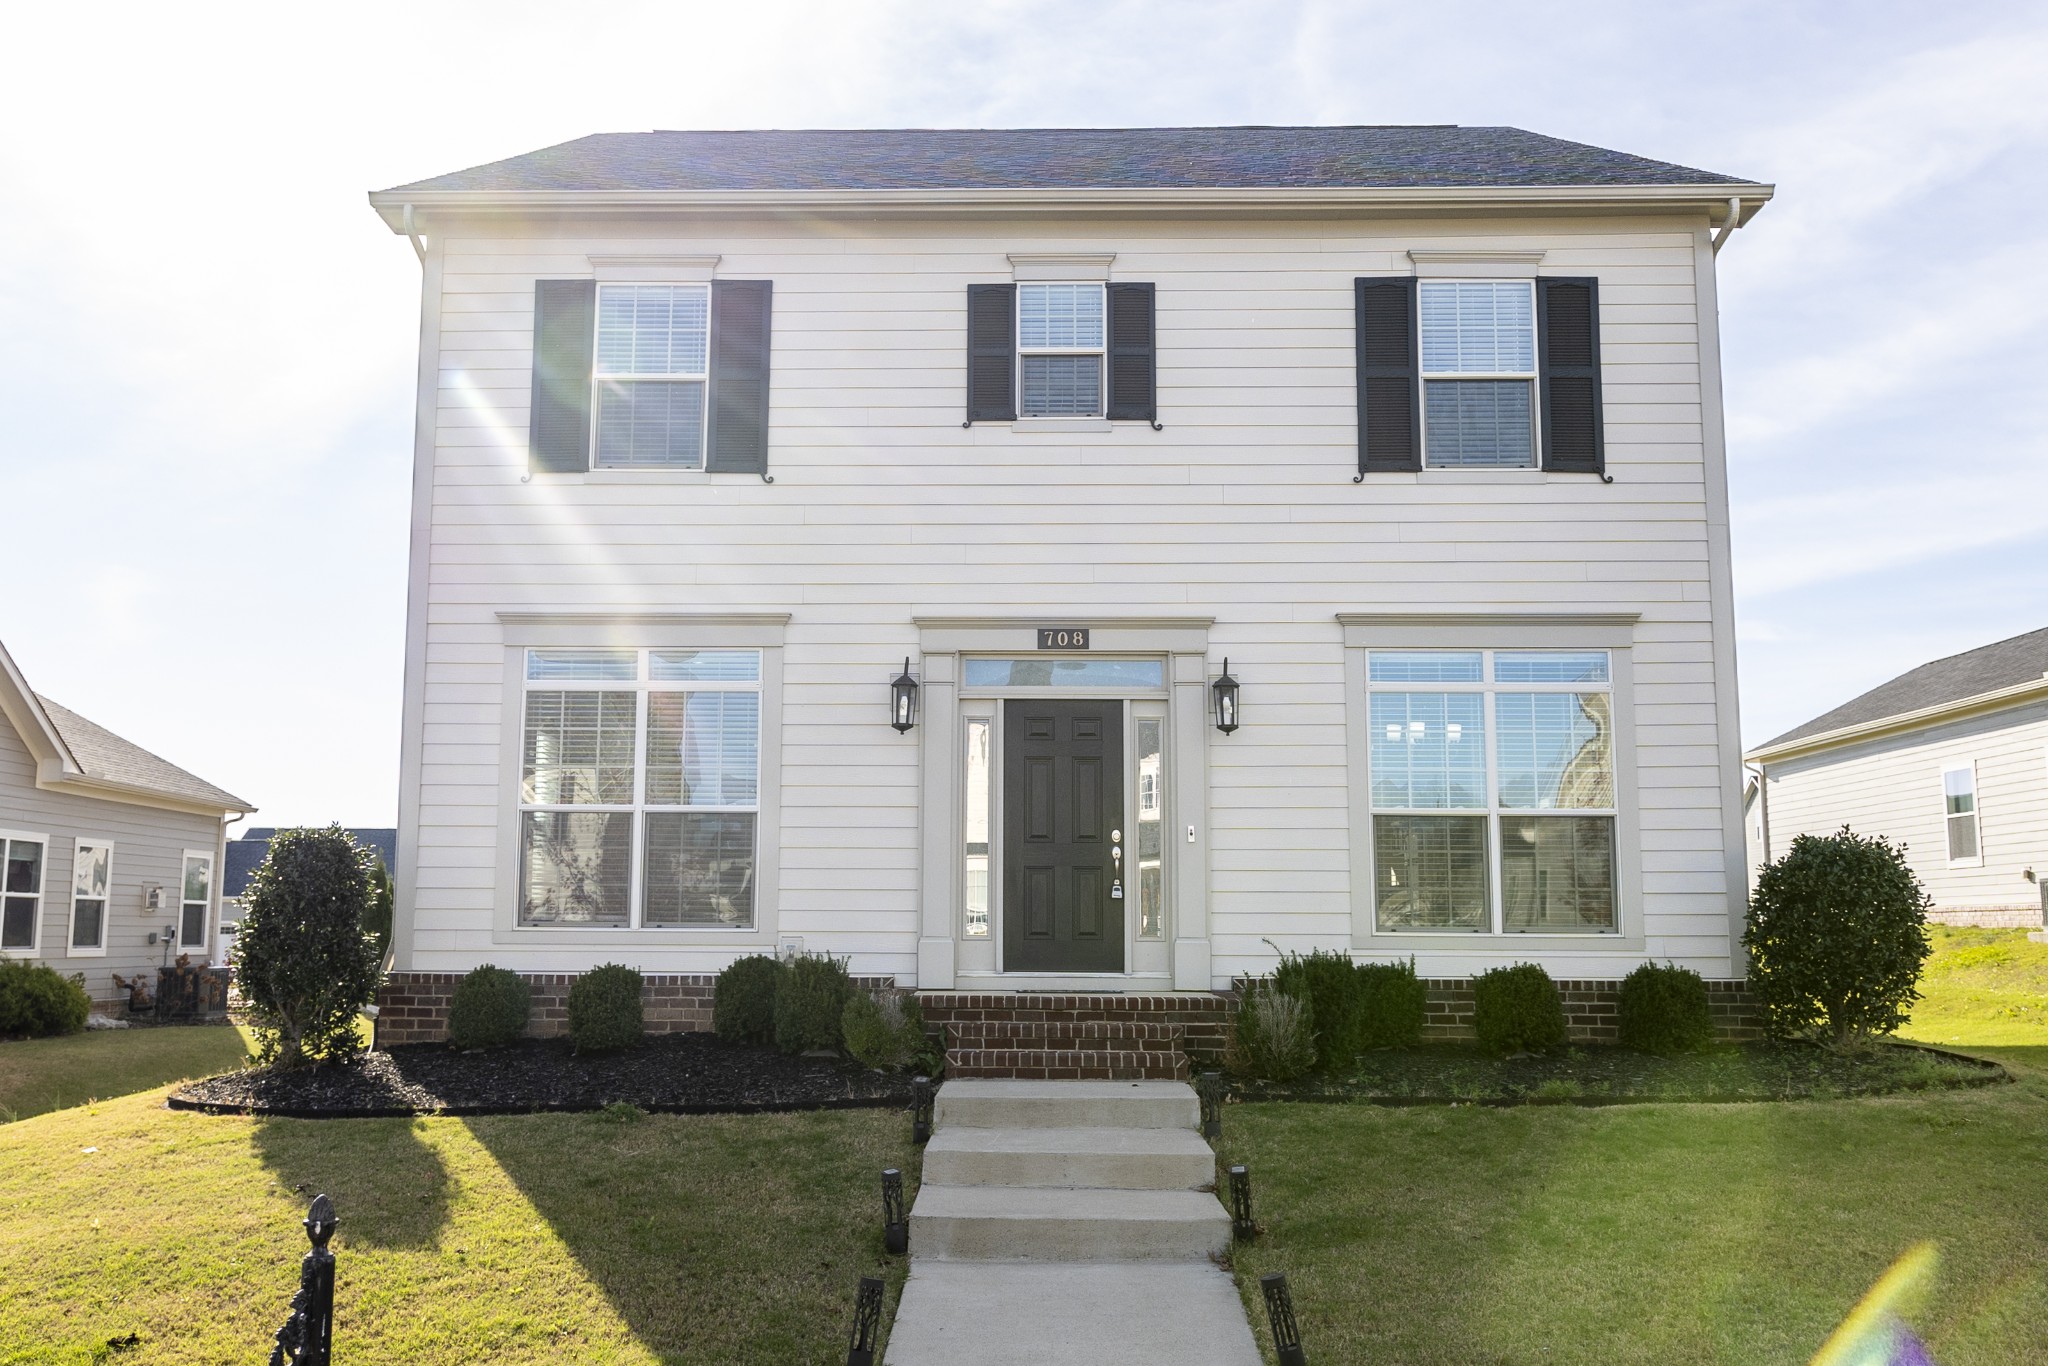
[1420, 978, 1762, 1043]
[375, 970, 896, 1046]
[918, 992, 1233, 1080]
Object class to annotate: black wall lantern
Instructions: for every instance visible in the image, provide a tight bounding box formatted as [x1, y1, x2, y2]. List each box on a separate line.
[1212, 659, 1241, 734]
[890, 658, 920, 733]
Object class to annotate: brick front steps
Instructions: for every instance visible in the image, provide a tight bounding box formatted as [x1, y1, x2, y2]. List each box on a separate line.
[917, 993, 1232, 1081]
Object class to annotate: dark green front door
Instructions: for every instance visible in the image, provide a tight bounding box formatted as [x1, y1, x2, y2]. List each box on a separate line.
[1003, 699, 1125, 972]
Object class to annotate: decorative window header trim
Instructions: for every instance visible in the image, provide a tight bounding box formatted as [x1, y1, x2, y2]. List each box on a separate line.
[1339, 613, 1639, 651]
[497, 611, 790, 651]
[588, 253, 721, 282]
[1008, 252, 1116, 281]
[1406, 248, 1546, 279]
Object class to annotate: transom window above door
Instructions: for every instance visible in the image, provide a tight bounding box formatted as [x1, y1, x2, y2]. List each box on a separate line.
[1017, 283, 1105, 417]
[963, 657, 1165, 690]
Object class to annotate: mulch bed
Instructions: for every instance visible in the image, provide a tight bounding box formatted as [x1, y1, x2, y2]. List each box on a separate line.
[1228, 1040, 2010, 1106]
[168, 1031, 917, 1119]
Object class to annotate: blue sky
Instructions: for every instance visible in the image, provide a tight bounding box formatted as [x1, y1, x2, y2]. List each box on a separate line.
[1, 0, 2043, 824]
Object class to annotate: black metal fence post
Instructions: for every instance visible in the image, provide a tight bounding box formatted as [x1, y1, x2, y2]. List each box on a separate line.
[846, 1275, 884, 1366]
[268, 1194, 337, 1366]
[882, 1168, 908, 1254]
[1228, 1164, 1256, 1242]
[1260, 1271, 1306, 1366]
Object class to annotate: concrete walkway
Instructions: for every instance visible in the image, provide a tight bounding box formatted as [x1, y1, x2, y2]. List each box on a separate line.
[885, 1079, 1261, 1366]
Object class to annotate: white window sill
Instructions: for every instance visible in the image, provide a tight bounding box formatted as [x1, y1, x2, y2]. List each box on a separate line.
[1009, 419, 1113, 434]
[1359, 469, 1600, 484]
[540, 467, 715, 484]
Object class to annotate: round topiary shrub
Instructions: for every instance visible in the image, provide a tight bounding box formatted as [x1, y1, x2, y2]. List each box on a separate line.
[0, 961, 92, 1038]
[774, 953, 854, 1054]
[447, 965, 531, 1050]
[567, 963, 644, 1053]
[232, 825, 384, 1068]
[713, 954, 784, 1045]
[842, 990, 938, 1072]
[1273, 948, 1364, 1073]
[1745, 827, 1933, 1048]
[1471, 963, 1567, 1055]
[1355, 958, 1428, 1050]
[1225, 977, 1317, 1082]
[1617, 962, 1713, 1055]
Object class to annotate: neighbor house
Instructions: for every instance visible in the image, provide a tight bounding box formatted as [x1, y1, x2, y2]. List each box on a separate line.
[1745, 626, 2048, 929]
[367, 125, 1771, 1060]
[220, 825, 397, 953]
[0, 636, 254, 1004]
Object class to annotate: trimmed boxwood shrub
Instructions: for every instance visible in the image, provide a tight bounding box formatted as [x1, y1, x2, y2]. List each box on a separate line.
[1745, 827, 1933, 1047]
[774, 953, 855, 1054]
[0, 961, 92, 1038]
[713, 954, 784, 1045]
[1472, 963, 1567, 1055]
[1273, 948, 1363, 1073]
[1225, 976, 1316, 1082]
[447, 964, 530, 1050]
[1617, 962, 1713, 1055]
[843, 990, 938, 1072]
[1355, 958, 1428, 1049]
[232, 825, 384, 1067]
[567, 963, 644, 1053]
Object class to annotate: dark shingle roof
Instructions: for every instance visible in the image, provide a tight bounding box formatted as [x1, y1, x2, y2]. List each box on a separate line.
[382, 126, 1753, 195]
[36, 696, 253, 811]
[224, 827, 398, 899]
[1758, 627, 2048, 751]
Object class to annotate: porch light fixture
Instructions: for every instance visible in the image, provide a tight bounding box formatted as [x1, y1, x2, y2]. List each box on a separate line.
[890, 658, 920, 733]
[1212, 659, 1240, 734]
[881, 1168, 908, 1255]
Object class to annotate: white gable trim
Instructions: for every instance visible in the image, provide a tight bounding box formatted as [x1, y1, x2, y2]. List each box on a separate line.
[0, 639, 80, 781]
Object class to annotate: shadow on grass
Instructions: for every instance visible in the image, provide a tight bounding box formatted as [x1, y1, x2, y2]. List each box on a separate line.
[464, 1106, 914, 1365]
[250, 1114, 454, 1250]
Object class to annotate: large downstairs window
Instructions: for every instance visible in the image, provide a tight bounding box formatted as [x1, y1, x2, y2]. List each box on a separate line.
[519, 647, 760, 928]
[1369, 650, 1617, 933]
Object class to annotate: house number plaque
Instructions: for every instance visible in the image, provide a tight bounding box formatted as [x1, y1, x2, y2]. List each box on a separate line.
[1037, 628, 1090, 650]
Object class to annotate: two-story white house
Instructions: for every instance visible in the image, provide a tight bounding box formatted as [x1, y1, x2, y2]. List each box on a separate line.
[368, 126, 1771, 1060]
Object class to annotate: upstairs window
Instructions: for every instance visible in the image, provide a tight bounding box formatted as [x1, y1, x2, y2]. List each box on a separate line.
[1419, 280, 1537, 468]
[593, 284, 710, 468]
[1943, 766, 1980, 862]
[1017, 284, 1105, 417]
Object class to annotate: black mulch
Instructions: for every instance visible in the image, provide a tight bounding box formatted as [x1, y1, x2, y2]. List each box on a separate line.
[1226, 1040, 2011, 1107]
[168, 1032, 918, 1119]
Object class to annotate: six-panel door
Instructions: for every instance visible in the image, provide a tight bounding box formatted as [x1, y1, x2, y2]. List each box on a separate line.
[1002, 699, 1125, 972]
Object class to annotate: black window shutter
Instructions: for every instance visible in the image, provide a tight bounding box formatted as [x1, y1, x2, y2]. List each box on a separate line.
[966, 283, 1016, 423]
[1355, 277, 1420, 474]
[708, 279, 774, 476]
[528, 279, 596, 474]
[1105, 281, 1157, 423]
[1538, 277, 1604, 474]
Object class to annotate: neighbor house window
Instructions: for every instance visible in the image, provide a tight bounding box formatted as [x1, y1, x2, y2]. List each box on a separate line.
[1, 832, 47, 952]
[1943, 766, 1980, 862]
[1017, 283, 1105, 417]
[180, 851, 213, 952]
[1369, 650, 1616, 933]
[70, 840, 112, 954]
[593, 283, 710, 468]
[519, 647, 761, 928]
[1419, 280, 1538, 468]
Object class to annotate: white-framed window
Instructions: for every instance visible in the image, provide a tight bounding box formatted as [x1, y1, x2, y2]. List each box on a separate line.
[69, 840, 113, 956]
[1419, 279, 1539, 469]
[963, 716, 992, 938]
[180, 850, 214, 954]
[1, 831, 48, 954]
[1367, 649, 1617, 933]
[1943, 765, 1980, 863]
[592, 283, 711, 469]
[1135, 716, 1166, 940]
[1017, 282, 1105, 417]
[518, 647, 761, 928]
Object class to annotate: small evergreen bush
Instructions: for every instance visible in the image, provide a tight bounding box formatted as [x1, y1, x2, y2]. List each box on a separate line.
[232, 825, 384, 1067]
[1471, 963, 1567, 1055]
[1273, 948, 1364, 1073]
[1745, 827, 1933, 1047]
[447, 964, 530, 1050]
[842, 990, 938, 1072]
[567, 963, 644, 1053]
[774, 953, 855, 1054]
[1225, 977, 1317, 1082]
[713, 955, 784, 1045]
[1354, 958, 1429, 1049]
[1617, 962, 1713, 1055]
[0, 961, 92, 1038]
[363, 858, 395, 968]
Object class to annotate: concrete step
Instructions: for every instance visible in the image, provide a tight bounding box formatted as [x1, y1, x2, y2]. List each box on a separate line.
[946, 1048, 1190, 1081]
[883, 1261, 1261, 1365]
[908, 1184, 1230, 1262]
[935, 1079, 1202, 1131]
[923, 1125, 1217, 1191]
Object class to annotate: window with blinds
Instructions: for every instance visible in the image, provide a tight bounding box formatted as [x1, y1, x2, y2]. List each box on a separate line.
[1418, 280, 1539, 468]
[1018, 283, 1106, 417]
[1943, 766, 1980, 863]
[593, 284, 711, 468]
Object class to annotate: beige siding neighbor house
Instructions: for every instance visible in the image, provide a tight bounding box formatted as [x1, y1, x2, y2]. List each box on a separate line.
[367, 126, 1773, 1053]
[1746, 627, 2048, 932]
[0, 636, 254, 1006]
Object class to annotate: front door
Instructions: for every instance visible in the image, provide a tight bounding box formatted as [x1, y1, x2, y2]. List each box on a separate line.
[1003, 699, 1125, 972]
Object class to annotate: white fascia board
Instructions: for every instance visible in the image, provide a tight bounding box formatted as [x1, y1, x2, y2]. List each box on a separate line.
[368, 181, 1776, 231]
[39, 773, 254, 819]
[1745, 677, 2048, 765]
[0, 642, 79, 777]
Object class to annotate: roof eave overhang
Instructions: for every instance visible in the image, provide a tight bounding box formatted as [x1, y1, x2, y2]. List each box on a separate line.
[369, 181, 1775, 230]
[1746, 676, 2048, 765]
[40, 772, 255, 819]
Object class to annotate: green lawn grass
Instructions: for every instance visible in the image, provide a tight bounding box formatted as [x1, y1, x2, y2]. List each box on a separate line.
[0, 1025, 259, 1124]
